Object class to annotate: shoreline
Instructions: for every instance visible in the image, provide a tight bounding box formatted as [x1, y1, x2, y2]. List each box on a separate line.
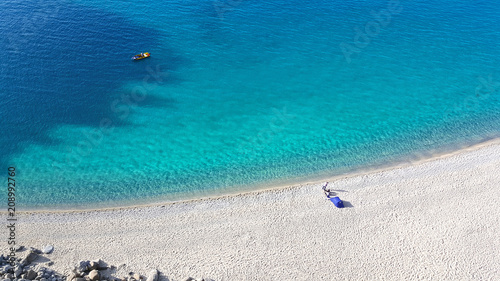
[9, 136, 500, 280]
[16, 136, 500, 214]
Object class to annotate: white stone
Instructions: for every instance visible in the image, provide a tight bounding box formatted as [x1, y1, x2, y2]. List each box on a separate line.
[88, 270, 99, 281]
[145, 270, 158, 281]
[42, 246, 54, 254]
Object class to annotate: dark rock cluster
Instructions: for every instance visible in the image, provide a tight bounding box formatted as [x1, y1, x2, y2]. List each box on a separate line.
[0, 246, 61, 281]
[0, 247, 212, 281]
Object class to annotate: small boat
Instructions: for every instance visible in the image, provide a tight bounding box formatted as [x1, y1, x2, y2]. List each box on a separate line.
[131, 52, 150, 61]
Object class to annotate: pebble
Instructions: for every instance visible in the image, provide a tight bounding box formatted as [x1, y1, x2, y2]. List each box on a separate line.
[75, 261, 90, 273]
[88, 270, 99, 281]
[96, 260, 107, 270]
[26, 269, 38, 280]
[145, 270, 158, 281]
[42, 246, 54, 255]
[3, 264, 13, 270]
[15, 267, 23, 278]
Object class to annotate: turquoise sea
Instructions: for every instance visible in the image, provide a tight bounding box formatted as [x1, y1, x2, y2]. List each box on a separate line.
[1, 0, 499, 210]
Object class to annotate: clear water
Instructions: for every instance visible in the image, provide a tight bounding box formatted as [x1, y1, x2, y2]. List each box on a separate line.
[1, 0, 499, 210]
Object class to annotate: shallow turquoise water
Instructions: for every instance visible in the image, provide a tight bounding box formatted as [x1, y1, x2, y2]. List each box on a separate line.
[1, 0, 499, 209]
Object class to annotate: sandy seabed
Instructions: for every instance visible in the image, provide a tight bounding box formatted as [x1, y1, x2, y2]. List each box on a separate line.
[5, 141, 500, 280]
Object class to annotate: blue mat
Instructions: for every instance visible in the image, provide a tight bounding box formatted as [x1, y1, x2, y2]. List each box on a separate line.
[330, 197, 344, 208]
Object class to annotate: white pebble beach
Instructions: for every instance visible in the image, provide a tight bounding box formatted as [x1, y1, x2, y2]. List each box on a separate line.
[7, 140, 500, 280]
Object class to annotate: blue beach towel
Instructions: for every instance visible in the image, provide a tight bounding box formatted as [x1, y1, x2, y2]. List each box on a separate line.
[330, 197, 344, 208]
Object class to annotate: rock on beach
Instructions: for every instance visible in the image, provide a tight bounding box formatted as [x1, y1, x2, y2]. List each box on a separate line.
[145, 270, 158, 281]
[42, 246, 54, 254]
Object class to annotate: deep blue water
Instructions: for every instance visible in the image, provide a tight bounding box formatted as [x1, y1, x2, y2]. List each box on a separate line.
[1, 0, 499, 209]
